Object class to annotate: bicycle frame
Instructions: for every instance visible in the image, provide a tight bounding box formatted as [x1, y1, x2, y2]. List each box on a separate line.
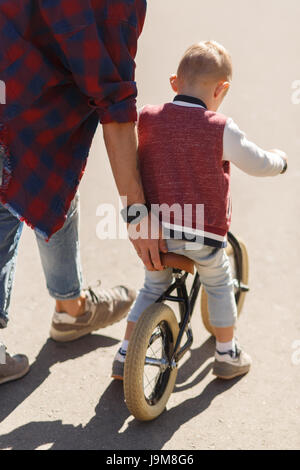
[155, 232, 249, 367]
[156, 268, 200, 365]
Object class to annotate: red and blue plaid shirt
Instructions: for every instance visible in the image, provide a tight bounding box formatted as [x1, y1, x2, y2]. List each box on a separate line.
[0, 0, 147, 238]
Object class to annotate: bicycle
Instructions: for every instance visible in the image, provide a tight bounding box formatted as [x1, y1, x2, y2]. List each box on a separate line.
[123, 232, 249, 421]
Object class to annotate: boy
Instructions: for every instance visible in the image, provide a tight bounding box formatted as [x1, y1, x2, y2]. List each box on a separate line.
[112, 40, 287, 381]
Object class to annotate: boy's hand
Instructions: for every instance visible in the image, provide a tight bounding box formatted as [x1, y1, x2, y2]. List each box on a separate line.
[269, 148, 287, 161]
[269, 149, 288, 173]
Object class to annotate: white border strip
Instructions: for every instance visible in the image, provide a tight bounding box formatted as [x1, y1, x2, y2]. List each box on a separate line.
[162, 221, 226, 242]
[172, 100, 205, 109]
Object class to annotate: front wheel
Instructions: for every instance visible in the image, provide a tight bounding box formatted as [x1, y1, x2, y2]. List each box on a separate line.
[200, 235, 249, 336]
[124, 303, 179, 421]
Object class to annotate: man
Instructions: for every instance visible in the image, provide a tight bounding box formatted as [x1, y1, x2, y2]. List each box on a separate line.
[0, 0, 166, 384]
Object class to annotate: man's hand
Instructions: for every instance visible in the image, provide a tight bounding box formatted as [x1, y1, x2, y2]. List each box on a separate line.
[128, 212, 168, 271]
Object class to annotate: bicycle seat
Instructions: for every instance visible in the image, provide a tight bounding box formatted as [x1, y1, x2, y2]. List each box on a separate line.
[160, 252, 195, 275]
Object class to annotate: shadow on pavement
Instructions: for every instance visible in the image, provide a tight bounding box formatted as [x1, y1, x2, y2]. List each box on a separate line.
[174, 335, 216, 391]
[0, 334, 118, 424]
[0, 336, 244, 450]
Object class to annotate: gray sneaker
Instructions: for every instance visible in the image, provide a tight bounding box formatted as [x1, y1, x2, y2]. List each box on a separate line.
[50, 284, 136, 342]
[111, 359, 125, 381]
[212, 345, 252, 380]
[0, 349, 30, 385]
[111, 348, 126, 381]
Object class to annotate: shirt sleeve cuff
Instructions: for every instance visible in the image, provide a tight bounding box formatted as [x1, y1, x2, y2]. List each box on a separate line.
[280, 158, 288, 174]
[98, 99, 138, 124]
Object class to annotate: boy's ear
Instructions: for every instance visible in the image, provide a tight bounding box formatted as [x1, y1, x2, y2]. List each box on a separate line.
[223, 81, 231, 95]
[214, 81, 230, 98]
[170, 74, 178, 93]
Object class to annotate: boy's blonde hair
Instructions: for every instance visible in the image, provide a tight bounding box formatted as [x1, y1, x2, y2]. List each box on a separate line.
[177, 40, 232, 85]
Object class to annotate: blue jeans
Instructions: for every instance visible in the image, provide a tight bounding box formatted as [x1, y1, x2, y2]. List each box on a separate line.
[128, 238, 237, 328]
[0, 193, 82, 328]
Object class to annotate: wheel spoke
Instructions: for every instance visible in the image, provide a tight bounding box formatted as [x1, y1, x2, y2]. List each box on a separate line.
[149, 344, 160, 359]
[144, 367, 161, 397]
[143, 323, 170, 400]
[144, 370, 156, 391]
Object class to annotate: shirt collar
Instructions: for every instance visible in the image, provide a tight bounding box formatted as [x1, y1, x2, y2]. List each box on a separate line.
[173, 94, 208, 109]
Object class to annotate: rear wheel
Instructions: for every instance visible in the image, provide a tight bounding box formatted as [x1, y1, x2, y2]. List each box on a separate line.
[200, 235, 249, 336]
[124, 303, 179, 421]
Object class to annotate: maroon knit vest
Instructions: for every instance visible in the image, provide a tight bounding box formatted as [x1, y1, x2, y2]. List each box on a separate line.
[138, 103, 230, 247]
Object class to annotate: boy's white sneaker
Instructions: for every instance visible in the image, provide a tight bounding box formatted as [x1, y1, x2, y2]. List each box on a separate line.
[212, 345, 252, 380]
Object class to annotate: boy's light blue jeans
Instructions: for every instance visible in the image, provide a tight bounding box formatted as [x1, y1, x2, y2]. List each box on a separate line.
[128, 238, 237, 328]
[0, 193, 82, 328]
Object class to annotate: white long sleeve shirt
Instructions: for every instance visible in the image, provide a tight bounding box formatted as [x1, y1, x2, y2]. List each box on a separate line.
[173, 99, 286, 176]
[223, 117, 285, 176]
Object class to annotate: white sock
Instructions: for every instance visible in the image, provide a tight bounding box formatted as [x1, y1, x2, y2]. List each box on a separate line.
[216, 338, 236, 354]
[120, 339, 129, 355]
[115, 340, 129, 363]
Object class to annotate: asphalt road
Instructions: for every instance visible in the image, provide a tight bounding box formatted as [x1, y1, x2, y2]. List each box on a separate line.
[0, 0, 299, 450]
